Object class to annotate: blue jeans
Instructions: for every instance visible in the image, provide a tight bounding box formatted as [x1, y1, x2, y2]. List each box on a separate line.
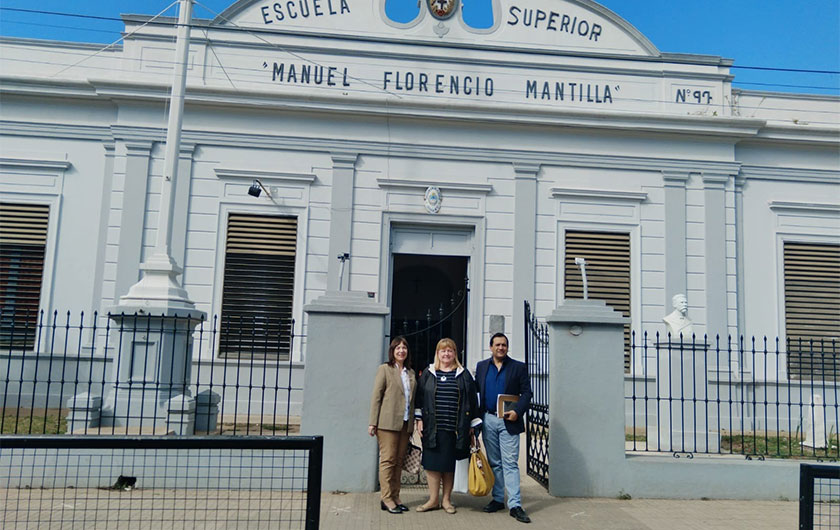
[482, 412, 521, 508]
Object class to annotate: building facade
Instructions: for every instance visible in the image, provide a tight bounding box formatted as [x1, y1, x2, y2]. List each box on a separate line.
[1, 0, 838, 409]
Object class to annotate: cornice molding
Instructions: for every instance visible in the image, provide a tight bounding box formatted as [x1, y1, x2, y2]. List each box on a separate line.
[1, 75, 770, 140]
[0, 157, 71, 171]
[0, 120, 111, 141]
[214, 167, 316, 184]
[377, 178, 492, 194]
[752, 125, 840, 146]
[550, 187, 648, 202]
[741, 165, 839, 184]
[769, 201, 840, 215]
[10, 121, 825, 180]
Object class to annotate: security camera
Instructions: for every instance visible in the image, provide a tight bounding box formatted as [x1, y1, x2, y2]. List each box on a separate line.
[248, 180, 262, 197]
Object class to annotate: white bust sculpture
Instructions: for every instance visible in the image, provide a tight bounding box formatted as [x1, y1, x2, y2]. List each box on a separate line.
[663, 294, 693, 339]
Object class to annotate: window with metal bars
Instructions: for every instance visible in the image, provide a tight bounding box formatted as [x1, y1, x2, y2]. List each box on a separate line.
[563, 230, 631, 372]
[0, 203, 49, 350]
[784, 241, 840, 380]
[219, 213, 297, 360]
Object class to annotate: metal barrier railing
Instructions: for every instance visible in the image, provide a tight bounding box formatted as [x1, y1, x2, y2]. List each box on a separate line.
[1, 310, 302, 436]
[0, 435, 323, 529]
[626, 332, 839, 459]
[799, 463, 840, 530]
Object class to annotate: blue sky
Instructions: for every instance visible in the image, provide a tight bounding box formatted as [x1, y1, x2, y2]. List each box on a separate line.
[0, 0, 837, 95]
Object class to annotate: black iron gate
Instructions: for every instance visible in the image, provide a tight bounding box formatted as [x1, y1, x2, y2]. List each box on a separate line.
[524, 301, 549, 488]
[390, 277, 469, 370]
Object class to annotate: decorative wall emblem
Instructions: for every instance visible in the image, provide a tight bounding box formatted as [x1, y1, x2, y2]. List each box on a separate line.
[424, 186, 442, 213]
[427, 0, 459, 21]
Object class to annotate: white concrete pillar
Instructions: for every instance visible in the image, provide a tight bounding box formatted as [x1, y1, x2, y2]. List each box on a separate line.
[546, 299, 627, 497]
[301, 291, 389, 491]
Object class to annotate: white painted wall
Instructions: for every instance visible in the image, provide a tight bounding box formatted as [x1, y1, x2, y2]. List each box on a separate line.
[0, 0, 837, 389]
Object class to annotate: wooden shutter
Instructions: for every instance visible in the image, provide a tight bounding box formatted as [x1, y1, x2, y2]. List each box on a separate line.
[564, 230, 631, 371]
[784, 242, 840, 379]
[219, 214, 297, 359]
[0, 203, 49, 349]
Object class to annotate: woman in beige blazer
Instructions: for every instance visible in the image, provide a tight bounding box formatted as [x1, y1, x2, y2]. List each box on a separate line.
[368, 336, 417, 514]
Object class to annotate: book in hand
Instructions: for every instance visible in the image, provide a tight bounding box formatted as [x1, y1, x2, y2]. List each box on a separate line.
[497, 394, 519, 419]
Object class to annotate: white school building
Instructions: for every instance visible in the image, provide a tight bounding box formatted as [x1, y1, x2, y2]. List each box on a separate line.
[1, 0, 838, 402]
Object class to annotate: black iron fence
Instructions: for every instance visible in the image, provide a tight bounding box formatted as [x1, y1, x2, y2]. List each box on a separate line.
[0, 435, 323, 529]
[1, 310, 302, 436]
[799, 463, 840, 530]
[524, 301, 549, 488]
[627, 332, 840, 459]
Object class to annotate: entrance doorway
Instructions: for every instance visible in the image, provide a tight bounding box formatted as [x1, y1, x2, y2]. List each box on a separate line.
[390, 254, 469, 371]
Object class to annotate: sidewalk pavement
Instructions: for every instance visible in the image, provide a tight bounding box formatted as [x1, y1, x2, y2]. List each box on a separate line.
[319, 476, 797, 530]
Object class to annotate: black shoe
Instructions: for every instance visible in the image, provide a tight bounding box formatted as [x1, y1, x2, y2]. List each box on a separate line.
[381, 501, 402, 514]
[396, 504, 409, 512]
[483, 500, 506, 513]
[510, 506, 531, 523]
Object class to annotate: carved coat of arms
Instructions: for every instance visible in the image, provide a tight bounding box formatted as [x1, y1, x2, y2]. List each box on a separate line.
[427, 0, 459, 20]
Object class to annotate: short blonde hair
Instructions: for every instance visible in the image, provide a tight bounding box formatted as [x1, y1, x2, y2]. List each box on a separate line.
[433, 338, 463, 371]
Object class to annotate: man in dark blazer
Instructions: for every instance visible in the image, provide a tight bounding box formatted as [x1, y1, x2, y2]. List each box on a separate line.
[475, 332, 533, 523]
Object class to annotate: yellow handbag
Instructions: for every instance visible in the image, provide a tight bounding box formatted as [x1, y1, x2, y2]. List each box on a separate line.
[468, 441, 494, 496]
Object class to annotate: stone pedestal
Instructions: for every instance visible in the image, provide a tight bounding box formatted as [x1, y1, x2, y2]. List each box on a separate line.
[301, 291, 389, 492]
[546, 299, 628, 497]
[166, 394, 196, 435]
[101, 307, 205, 430]
[66, 393, 102, 433]
[652, 340, 720, 453]
[195, 390, 222, 433]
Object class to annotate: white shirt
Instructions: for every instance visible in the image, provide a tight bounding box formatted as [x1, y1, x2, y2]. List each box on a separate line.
[400, 367, 411, 421]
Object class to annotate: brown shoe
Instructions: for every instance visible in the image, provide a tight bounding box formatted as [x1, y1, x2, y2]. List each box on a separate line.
[443, 504, 457, 514]
[416, 502, 440, 512]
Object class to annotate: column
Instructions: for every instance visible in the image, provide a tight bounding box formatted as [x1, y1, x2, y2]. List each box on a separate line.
[326, 153, 358, 291]
[512, 162, 539, 349]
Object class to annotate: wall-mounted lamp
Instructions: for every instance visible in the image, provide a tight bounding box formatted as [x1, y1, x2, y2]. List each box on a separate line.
[247, 179, 272, 199]
[337, 253, 350, 291]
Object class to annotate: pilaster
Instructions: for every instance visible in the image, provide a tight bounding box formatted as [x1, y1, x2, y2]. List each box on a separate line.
[114, 141, 153, 302]
[702, 172, 731, 337]
[512, 162, 540, 350]
[170, 143, 195, 270]
[662, 171, 689, 310]
[734, 173, 747, 339]
[92, 141, 116, 311]
[326, 152, 358, 291]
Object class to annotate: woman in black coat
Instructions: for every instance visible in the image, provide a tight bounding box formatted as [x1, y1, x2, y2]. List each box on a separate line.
[414, 338, 481, 514]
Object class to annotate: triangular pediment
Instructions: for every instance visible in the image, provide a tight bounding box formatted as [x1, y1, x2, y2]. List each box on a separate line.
[214, 0, 659, 56]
